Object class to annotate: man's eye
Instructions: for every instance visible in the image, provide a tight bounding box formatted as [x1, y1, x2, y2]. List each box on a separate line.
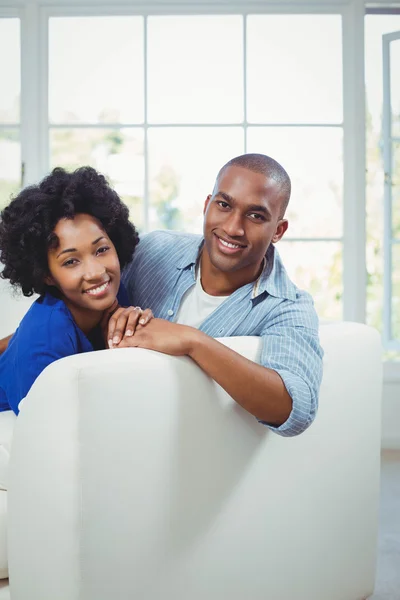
[96, 246, 110, 255]
[218, 201, 230, 209]
[249, 213, 265, 221]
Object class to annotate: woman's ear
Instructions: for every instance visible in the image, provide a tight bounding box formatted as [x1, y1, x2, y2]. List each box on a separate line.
[44, 274, 55, 287]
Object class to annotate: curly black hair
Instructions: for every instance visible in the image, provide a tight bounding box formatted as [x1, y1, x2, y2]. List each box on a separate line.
[0, 166, 139, 296]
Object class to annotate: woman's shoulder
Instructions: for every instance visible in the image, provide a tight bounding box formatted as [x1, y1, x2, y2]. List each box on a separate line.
[14, 291, 79, 353]
[25, 291, 75, 328]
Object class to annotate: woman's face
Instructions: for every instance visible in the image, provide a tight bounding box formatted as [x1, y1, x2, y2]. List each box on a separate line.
[46, 214, 120, 318]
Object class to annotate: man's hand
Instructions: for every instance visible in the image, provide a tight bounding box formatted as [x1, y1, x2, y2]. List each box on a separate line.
[115, 318, 199, 356]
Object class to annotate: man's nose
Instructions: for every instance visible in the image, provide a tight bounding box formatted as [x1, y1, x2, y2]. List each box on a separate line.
[223, 212, 245, 237]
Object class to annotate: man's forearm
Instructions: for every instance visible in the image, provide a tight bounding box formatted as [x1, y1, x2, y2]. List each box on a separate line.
[187, 331, 292, 426]
[0, 335, 12, 355]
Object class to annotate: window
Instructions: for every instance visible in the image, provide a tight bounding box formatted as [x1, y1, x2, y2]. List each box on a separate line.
[365, 11, 400, 357]
[0, 16, 20, 210]
[46, 11, 345, 321]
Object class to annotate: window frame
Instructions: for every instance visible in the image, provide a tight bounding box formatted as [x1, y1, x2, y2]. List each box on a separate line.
[382, 30, 400, 350]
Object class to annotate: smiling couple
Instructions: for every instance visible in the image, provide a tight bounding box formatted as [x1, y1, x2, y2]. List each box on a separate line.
[0, 153, 323, 437]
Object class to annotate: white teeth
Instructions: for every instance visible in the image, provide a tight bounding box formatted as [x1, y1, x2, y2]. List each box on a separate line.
[86, 282, 109, 295]
[219, 238, 241, 249]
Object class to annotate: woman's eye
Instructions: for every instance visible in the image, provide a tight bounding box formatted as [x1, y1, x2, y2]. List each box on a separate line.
[63, 258, 77, 267]
[97, 246, 110, 255]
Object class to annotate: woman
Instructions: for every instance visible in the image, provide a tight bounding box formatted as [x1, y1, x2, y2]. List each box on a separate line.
[0, 166, 151, 414]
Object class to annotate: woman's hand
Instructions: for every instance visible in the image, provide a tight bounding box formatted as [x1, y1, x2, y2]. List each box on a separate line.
[106, 305, 153, 348]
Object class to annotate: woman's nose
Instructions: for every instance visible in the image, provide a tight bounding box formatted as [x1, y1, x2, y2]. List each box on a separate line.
[83, 261, 107, 281]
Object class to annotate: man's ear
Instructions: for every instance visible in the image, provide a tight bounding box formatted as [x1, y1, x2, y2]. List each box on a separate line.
[203, 194, 212, 215]
[44, 274, 55, 287]
[272, 219, 289, 243]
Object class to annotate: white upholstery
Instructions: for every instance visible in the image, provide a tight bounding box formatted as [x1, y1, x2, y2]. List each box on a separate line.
[5, 322, 382, 600]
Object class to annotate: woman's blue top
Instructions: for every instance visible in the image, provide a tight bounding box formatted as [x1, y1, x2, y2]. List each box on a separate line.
[0, 285, 129, 415]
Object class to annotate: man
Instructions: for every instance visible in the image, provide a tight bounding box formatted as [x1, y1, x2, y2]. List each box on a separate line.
[0, 153, 323, 436]
[110, 153, 323, 437]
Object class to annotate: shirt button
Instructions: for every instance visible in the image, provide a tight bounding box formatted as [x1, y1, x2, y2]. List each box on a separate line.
[167, 309, 174, 316]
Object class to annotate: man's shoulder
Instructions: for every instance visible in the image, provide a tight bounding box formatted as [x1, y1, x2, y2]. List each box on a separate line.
[133, 230, 202, 267]
[138, 230, 201, 251]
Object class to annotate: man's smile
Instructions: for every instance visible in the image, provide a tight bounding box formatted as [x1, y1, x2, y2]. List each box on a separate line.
[214, 233, 247, 254]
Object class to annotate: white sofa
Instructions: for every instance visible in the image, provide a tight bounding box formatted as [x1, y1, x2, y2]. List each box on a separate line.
[1, 321, 382, 600]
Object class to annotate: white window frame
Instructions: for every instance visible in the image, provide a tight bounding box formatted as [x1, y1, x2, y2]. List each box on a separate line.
[1, 0, 366, 325]
[0, 6, 22, 188]
[382, 30, 400, 351]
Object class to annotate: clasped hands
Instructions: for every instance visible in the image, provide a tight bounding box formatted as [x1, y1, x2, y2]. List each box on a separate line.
[101, 301, 197, 357]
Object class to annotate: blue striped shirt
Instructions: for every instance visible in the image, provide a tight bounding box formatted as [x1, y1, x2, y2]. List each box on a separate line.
[122, 230, 323, 437]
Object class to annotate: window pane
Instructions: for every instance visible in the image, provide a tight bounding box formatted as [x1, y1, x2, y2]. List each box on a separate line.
[0, 18, 20, 123]
[277, 241, 343, 320]
[365, 15, 400, 352]
[0, 129, 20, 210]
[390, 37, 400, 137]
[148, 127, 244, 231]
[147, 16, 243, 124]
[247, 127, 343, 238]
[49, 17, 144, 124]
[393, 244, 400, 340]
[50, 128, 144, 228]
[393, 141, 400, 238]
[247, 15, 342, 124]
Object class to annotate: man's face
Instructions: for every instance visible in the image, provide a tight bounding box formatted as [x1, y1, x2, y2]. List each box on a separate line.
[203, 165, 288, 276]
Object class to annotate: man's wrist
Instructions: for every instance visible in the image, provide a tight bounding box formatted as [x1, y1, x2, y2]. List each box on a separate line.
[184, 327, 208, 359]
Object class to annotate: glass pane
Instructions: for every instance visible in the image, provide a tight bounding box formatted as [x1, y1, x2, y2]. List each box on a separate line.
[148, 127, 244, 231]
[277, 241, 343, 320]
[147, 16, 243, 124]
[0, 129, 20, 210]
[50, 128, 144, 229]
[247, 15, 342, 124]
[247, 127, 343, 238]
[393, 141, 400, 238]
[365, 15, 400, 353]
[49, 17, 144, 124]
[390, 37, 400, 137]
[393, 244, 400, 340]
[0, 18, 20, 123]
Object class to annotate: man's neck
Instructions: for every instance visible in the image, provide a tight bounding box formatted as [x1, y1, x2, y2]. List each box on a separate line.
[199, 252, 265, 297]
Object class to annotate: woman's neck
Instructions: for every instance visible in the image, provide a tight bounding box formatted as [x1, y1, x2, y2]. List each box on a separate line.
[63, 300, 103, 335]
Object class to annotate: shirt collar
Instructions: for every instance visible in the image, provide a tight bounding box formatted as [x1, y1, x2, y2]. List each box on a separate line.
[176, 236, 204, 270]
[257, 244, 297, 301]
[176, 237, 296, 302]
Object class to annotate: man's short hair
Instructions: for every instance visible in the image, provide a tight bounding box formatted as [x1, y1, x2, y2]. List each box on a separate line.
[218, 153, 291, 216]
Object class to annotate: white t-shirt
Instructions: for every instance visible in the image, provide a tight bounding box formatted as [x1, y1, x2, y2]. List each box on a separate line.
[175, 267, 228, 328]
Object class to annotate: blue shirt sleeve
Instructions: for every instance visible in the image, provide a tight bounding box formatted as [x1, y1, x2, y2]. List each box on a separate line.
[7, 308, 80, 415]
[259, 290, 323, 437]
